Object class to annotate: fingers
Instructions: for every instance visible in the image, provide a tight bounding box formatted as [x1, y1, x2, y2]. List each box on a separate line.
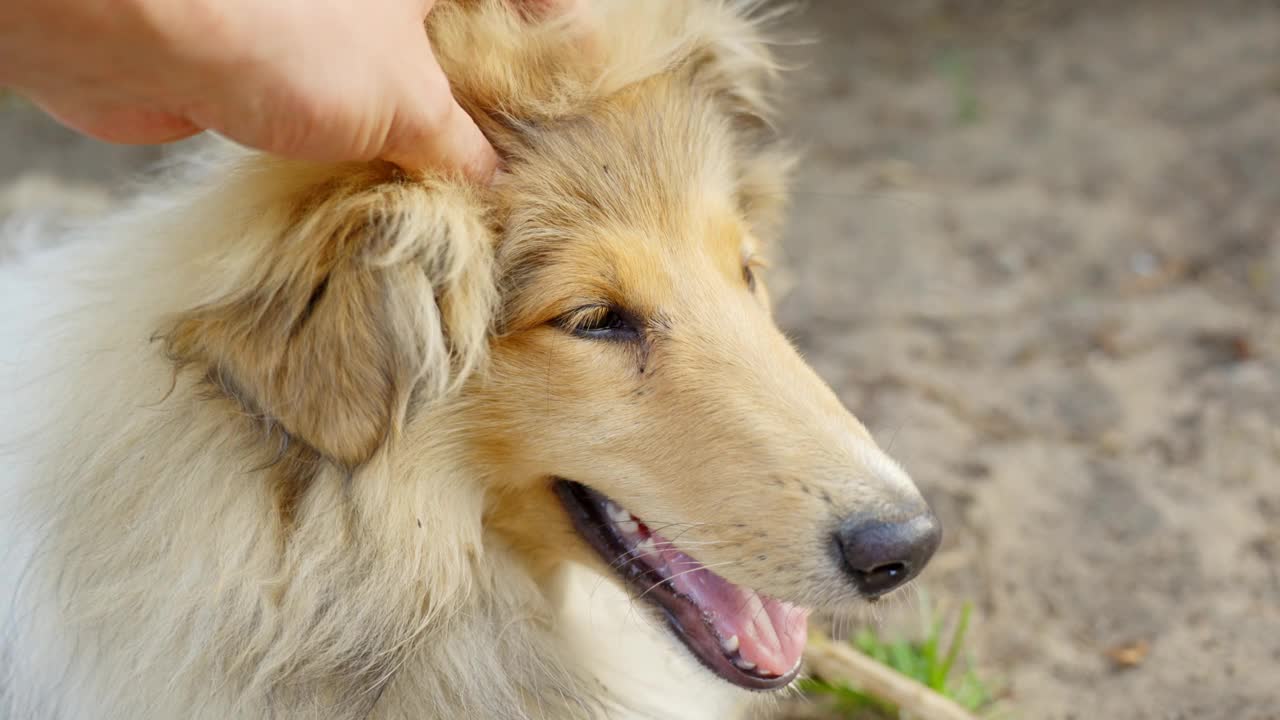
[36, 0, 584, 182]
[378, 0, 589, 180]
[378, 35, 499, 183]
[381, 93, 499, 183]
[30, 97, 201, 145]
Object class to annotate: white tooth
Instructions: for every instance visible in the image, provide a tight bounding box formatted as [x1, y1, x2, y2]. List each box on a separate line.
[734, 658, 756, 672]
[720, 634, 740, 654]
[617, 520, 639, 535]
[635, 537, 657, 557]
[606, 503, 631, 523]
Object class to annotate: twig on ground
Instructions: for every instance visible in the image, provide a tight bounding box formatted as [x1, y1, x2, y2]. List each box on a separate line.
[804, 633, 981, 720]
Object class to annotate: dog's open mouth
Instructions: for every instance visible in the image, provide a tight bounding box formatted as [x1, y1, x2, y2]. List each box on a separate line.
[554, 479, 809, 691]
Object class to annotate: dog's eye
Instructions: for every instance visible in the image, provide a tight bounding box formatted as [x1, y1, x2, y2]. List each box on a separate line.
[556, 305, 640, 341]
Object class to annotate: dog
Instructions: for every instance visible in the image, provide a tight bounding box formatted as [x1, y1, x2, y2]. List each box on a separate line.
[0, 1, 940, 718]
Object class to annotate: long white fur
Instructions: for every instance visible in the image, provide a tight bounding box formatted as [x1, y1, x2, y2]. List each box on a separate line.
[0, 150, 556, 719]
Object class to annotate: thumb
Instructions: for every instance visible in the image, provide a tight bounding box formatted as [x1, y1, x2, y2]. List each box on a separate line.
[379, 33, 497, 183]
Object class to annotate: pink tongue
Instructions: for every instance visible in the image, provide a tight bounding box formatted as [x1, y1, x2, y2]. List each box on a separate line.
[653, 533, 809, 676]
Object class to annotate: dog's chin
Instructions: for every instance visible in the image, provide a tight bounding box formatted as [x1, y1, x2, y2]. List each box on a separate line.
[553, 479, 809, 692]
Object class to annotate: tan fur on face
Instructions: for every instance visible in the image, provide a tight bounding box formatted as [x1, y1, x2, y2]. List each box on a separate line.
[0, 2, 931, 719]
[466, 73, 923, 608]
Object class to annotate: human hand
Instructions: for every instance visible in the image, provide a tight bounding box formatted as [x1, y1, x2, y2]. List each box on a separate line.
[0, 0, 571, 182]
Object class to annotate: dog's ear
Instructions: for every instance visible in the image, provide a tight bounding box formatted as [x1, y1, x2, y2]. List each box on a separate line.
[162, 166, 496, 469]
[681, 4, 795, 240]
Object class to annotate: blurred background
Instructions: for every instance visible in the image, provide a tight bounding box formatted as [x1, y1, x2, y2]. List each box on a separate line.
[3, 2, 1277, 718]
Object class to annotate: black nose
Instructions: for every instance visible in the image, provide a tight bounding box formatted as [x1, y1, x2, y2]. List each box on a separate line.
[834, 512, 942, 598]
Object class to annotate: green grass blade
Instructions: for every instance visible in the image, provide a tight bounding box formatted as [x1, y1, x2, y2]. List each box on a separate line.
[889, 638, 921, 680]
[856, 628, 889, 665]
[802, 598, 998, 718]
[937, 602, 973, 690]
[922, 616, 944, 690]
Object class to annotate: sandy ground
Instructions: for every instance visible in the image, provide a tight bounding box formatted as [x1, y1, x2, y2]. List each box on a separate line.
[2, 2, 1278, 718]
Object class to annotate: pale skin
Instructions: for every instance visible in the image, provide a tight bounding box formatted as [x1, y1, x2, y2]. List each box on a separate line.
[0, 0, 571, 182]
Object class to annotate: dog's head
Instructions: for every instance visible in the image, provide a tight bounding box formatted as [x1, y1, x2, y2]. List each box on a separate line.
[161, 0, 939, 693]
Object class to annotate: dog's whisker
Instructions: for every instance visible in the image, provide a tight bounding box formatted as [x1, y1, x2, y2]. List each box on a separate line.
[604, 539, 729, 572]
[658, 524, 710, 547]
[577, 519, 726, 536]
[633, 560, 743, 603]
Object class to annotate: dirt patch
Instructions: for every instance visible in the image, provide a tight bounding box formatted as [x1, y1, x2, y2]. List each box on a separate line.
[773, 2, 1280, 718]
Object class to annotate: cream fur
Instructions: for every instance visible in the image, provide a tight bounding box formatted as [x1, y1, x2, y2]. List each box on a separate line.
[1, 2, 932, 718]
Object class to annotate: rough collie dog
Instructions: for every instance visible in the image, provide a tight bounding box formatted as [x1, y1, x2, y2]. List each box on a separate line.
[0, 1, 940, 718]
